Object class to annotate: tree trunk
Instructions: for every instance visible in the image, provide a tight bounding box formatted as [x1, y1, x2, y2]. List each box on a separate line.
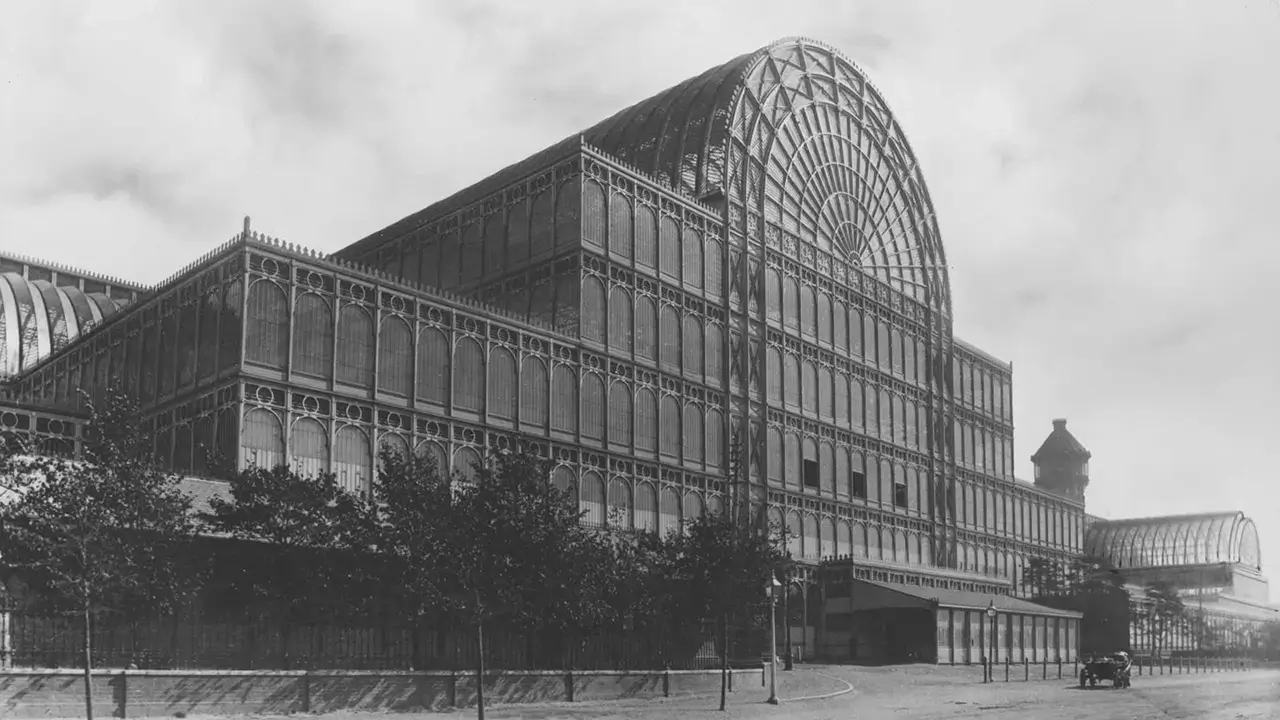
[82, 598, 94, 720]
[719, 614, 728, 712]
[475, 591, 486, 720]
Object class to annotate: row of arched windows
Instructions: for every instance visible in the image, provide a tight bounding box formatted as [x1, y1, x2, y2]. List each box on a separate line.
[955, 357, 1012, 423]
[372, 176, 582, 291]
[239, 409, 729, 534]
[954, 421, 1013, 478]
[764, 267, 929, 386]
[768, 508, 935, 566]
[151, 405, 240, 478]
[764, 429, 930, 512]
[44, 280, 244, 412]
[765, 348, 928, 449]
[582, 180, 725, 299]
[580, 279, 726, 385]
[955, 481, 1081, 552]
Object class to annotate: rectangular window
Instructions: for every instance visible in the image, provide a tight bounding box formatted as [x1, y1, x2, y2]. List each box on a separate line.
[894, 482, 908, 508]
[851, 470, 867, 498]
[803, 459, 819, 488]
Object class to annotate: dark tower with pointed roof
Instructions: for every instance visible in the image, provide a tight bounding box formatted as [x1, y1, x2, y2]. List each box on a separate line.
[1031, 418, 1091, 502]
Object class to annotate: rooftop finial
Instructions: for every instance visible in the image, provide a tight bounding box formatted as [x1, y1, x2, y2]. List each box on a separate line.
[243, 216, 252, 235]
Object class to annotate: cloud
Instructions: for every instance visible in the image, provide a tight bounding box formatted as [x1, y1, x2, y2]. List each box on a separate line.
[1, 0, 1277, 597]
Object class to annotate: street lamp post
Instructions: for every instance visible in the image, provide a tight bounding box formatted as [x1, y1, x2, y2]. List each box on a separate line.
[986, 600, 998, 683]
[766, 575, 782, 705]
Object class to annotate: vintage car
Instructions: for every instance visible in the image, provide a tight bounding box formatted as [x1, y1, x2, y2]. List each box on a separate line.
[1080, 653, 1132, 688]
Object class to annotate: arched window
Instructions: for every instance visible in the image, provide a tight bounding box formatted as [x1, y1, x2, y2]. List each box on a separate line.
[416, 327, 450, 406]
[817, 293, 832, 345]
[820, 518, 836, 560]
[705, 408, 724, 468]
[377, 316, 413, 396]
[635, 482, 658, 533]
[292, 293, 332, 378]
[659, 487, 681, 537]
[893, 395, 906, 445]
[866, 389, 879, 437]
[488, 347, 517, 420]
[837, 521, 852, 558]
[863, 314, 877, 364]
[551, 364, 577, 433]
[552, 465, 576, 501]
[835, 372, 849, 426]
[635, 295, 657, 362]
[659, 217, 680, 281]
[454, 446, 482, 483]
[241, 407, 284, 470]
[705, 322, 723, 386]
[506, 202, 529, 265]
[581, 372, 605, 441]
[782, 276, 799, 331]
[555, 178, 580, 250]
[852, 524, 867, 558]
[849, 308, 863, 358]
[245, 280, 288, 368]
[580, 471, 605, 526]
[635, 204, 658, 269]
[851, 380, 864, 432]
[784, 354, 800, 411]
[787, 513, 803, 560]
[705, 238, 723, 298]
[684, 492, 704, 524]
[800, 285, 816, 338]
[453, 337, 485, 413]
[803, 515, 820, 561]
[683, 403, 704, 463]
[820, 442, 834, 495]
[529, 190, 555, 257]
[582, 181, 606, 249]
[607, 478, 633, 529]
[765, 268, 782, 323]
[818, 366, 833, 420]
[767, 428, 783, 486]
[635, 387, 658, 452]
[290, 417, 329, 478]
[416, 440, 447, 474]
[333, 425, 372, 495]
[608, 287, 633, 354]
[660, 304, 680, 371]
[580, 276, 606, 344]
[520, 357, 548, 426]
[802, 361, 817, 415]
[609, 194, 633, 260]
[335, 304, 374, 387]
[835, 446, 849, 498]
[683, 316, 703, 379]
[379, 433, 409, 472]
[683, 228, 703, 290]
[785, 433, 800, 490]
[608, 381, 633, 447]
[766, 347, 782, 403]
[660, 394, 681, 458]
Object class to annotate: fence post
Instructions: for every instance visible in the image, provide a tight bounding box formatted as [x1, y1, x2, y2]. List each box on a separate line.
[1042, 656, 1047, 680]
[662, 668, 669, 699]
[567, 671, 576, 702]
[1057, 658, 1062, 680]
[1023, 657, 1029, 681]
[119, 670, 128, 720]
[1005, 658, 1010, 683]
[301, 670, 311, 714]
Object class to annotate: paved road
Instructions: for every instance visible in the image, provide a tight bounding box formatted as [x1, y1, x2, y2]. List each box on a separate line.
[480, 666, 1280, 720]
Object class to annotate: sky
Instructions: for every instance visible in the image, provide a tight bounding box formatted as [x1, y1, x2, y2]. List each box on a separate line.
[2, 0, 1278, 599]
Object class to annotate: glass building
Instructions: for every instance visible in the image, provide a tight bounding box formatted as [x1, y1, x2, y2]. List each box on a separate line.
[0, 37, 1270, 663]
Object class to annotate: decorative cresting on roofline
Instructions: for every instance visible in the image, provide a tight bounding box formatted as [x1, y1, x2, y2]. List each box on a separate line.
[1084, 511, 1262, 571]
[0, 250, 147, 293]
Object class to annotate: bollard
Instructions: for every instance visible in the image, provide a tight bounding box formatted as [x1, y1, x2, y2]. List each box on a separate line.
[1042, 657, 1048, 680]
[1057, 658, 1062, 680]
[1006, 658, 1011, 683]
[1024, 657, 1029, 682]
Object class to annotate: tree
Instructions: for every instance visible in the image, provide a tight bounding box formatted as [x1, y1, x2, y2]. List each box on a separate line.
[0, 390, 199, 720]
[201, 461, 383, 652]
[1141, 580, 1186, 659]
[374, 445, 621, 720]
[660, 511, 786, 711]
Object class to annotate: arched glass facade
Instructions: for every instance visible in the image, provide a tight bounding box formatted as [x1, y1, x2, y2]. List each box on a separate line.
[1085, 512, 1263, 571]
[4, 38, 1086, 591]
